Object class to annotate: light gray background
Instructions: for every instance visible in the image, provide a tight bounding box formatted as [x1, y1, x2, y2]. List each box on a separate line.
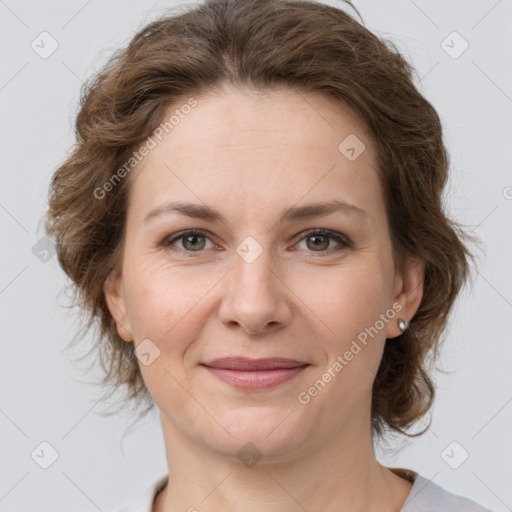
[1, 0, 511, 511]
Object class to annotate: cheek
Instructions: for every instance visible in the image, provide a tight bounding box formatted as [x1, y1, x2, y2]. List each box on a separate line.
[299, 266, 392, 415]
[307, 262, 391, 332]
[125, 276, 170, 338]
[301, 255, 393, 372]
[122, 267, 205, 398]
[123, 259, 216, 351]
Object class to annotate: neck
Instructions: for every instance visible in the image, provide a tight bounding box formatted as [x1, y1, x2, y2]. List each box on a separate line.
[153, 414, 413, 512]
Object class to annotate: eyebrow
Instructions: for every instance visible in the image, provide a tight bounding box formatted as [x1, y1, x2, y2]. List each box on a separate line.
[143, 199, 367, 225]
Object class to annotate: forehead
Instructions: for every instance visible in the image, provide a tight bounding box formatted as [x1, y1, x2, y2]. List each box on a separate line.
[127, 85, 380, 220]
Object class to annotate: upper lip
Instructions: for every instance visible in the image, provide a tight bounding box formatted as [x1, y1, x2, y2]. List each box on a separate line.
[201, 357, 309, 371]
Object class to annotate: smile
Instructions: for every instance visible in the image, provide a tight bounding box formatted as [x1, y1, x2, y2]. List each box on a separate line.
[200, 358, 310, 390]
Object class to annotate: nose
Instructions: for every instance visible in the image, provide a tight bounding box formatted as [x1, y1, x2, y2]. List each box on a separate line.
[218, 245, 293, 335]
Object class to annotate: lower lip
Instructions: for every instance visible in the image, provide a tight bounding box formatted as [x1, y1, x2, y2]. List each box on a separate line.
[202, 365, 309, 390]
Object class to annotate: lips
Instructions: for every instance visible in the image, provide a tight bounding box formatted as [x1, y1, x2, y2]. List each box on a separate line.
[200, 358, 310, 390]
[201, 357, 308, 371]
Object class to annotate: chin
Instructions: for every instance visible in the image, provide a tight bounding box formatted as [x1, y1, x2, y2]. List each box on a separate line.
[200, 406, 315, 464]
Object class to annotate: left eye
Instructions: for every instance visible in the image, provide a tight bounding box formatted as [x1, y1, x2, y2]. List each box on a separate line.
[163, 229, 350, 255]
[295, 229, 349, 253]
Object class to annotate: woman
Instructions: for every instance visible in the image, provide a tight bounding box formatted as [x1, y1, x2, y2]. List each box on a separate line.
[44, 0, 491, 510]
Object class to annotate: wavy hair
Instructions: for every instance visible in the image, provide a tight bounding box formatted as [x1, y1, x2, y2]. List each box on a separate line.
[44, 0, 478, 438]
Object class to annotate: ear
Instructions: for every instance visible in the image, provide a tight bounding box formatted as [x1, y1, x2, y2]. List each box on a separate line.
[386, 255, 425, 339]
[103, 269, 134, 342]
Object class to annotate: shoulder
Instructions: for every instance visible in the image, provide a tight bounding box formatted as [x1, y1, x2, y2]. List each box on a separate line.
[112, 471, 493, 512]
[114, 474, 168, 512]
[401, 472, 493, 512]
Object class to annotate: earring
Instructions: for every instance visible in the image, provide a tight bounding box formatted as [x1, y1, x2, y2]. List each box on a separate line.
[398, 318, 408, 333]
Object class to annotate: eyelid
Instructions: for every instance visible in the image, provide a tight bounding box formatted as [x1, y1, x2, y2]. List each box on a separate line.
[297, 228, 351, 246]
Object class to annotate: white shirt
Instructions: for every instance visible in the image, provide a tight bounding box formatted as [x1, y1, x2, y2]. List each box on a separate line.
[115, 469, 492, 511]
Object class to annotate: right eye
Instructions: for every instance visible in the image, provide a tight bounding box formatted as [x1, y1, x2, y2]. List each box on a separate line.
[162, 229, 216, 254]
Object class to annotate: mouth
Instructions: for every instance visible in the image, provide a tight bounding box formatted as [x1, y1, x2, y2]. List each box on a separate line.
[200, 358, 310, 390]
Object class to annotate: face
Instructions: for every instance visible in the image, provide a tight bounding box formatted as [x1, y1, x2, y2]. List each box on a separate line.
[105, 84, 423, 462]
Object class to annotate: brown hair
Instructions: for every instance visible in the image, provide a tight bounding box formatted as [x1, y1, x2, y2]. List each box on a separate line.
[44, 0, 478, 438]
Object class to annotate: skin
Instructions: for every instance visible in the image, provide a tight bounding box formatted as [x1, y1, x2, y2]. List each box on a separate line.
[104, 83, 424, 512]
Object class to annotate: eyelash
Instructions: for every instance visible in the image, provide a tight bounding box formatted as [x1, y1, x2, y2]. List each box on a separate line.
[162, 228, 351, 257]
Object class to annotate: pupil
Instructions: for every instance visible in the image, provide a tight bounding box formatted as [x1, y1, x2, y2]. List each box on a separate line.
[185, 235, 204, 250]
[309, 235, 328, 250]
